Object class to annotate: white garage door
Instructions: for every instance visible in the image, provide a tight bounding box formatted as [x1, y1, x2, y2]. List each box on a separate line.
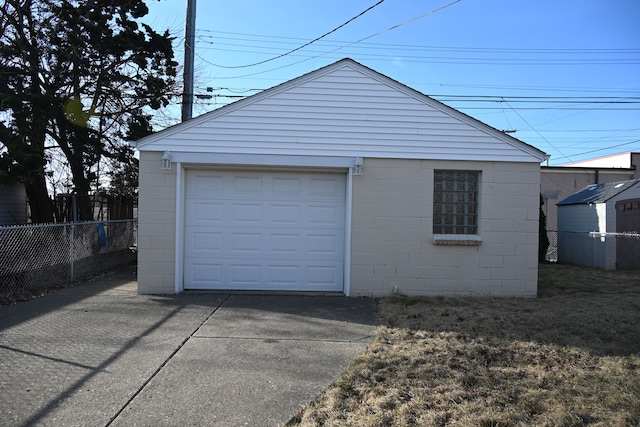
[184, 169, 346, 291]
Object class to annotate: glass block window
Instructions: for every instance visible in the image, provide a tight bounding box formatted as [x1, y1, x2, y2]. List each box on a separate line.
[433, 170, 479, 235]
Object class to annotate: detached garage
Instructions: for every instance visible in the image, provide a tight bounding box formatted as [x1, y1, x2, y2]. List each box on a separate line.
[134, 58, 548, 297]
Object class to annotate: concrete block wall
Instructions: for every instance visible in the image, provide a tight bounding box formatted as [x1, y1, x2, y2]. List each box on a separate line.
[349, 159, 540, 297]
[137, 151, 177, 294]
[137, 155, 540, 297]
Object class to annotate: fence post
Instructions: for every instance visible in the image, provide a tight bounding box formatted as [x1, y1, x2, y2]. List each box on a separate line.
[69, 223, 75, 281]
[70, 196, 78, 281]
[0, 219, 138, 300]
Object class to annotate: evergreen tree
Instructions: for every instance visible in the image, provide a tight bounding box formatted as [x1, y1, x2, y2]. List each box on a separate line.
[0, 0, 177, 222]
[539, 194, 550, 262]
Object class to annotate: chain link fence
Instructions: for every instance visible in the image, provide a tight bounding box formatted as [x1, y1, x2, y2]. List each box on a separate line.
[551, 230, 640, 269]
[0, 219, 137, 301]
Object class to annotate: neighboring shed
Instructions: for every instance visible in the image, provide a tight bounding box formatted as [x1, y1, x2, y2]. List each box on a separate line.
[557, 179, 640, 269]
[540, 151, 640, 236]
[134, 58, 548, 297]
[0, 183, 28, 225]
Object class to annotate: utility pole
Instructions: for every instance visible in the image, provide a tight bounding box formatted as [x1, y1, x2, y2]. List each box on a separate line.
[182, 0, 196, 122]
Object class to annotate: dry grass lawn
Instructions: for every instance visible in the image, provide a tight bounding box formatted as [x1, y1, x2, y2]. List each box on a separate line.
[290, 264, 640, 426]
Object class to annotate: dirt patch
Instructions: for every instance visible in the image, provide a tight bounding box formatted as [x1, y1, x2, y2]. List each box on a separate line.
[291, 263, 640, 426]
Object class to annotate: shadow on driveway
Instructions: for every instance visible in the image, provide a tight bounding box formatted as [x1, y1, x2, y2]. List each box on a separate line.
[0, 268, 376, 426]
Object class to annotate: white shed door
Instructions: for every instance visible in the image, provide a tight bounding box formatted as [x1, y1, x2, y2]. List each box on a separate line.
[184, 169, 346, 291]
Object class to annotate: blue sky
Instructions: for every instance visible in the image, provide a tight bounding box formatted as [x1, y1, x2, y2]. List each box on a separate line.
[144, 0, 640, 166]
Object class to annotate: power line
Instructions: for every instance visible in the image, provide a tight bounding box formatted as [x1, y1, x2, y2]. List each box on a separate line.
[200, 0, 463, 80]
[208, 0, 386, 69]
[196, 30, 640, 55]
[432, 96, 640, 103]
[194, 83, 639, 96]
[198, 38, 640, 60]
[431, 83, 637, 95]
[194, 30, 639, 67]
[453, 107, 640, 110]
[185, 90, 640, 110]
[502, 99, 571, 162]
[550, 139, 640, 162]
[524, 129, 640, 133]
[200, 44, 640, 66]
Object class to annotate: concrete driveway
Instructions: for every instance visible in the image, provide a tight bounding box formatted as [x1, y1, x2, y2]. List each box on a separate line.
[0, 267, 377, 426]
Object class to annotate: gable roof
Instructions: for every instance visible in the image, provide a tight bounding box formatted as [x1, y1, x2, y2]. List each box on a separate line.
[135, 58, 548, 163]
[557, 179, 640, 205]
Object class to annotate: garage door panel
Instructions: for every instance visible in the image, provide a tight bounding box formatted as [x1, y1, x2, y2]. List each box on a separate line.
[189, 263, 223, 286]
[309, 176, 344, 198]
[231, 203, 262, 223]
[232, 175, 263, 193]
[273, 230, 342, 258]
[230, 232, 262, 253]
[190, 174, 225, 196]
[229, 264, 261, 285]
[268, 203, 344, 227]
[307, 264, 343, 289]
[186, 231, 224, 254]
[269, 233, 300, 253]
[307, 205, 342, 225]
[186, 259, 344, 291]
[270, 204, 301, 224]
[271, 176, 302, 194]
[187, 202, 224, 225]
[268, 264, 300, 285]
[308, 234, 340, 254]
[187, 227, 343, 258]
[184, 169, 345, 291]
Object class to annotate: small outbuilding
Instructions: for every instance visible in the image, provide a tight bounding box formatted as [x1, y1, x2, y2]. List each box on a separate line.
[134, 58, 547, 297]
[557, 179, 640, 269]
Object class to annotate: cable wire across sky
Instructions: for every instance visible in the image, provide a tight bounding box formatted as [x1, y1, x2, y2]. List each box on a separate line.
[208, 0, 386, 69]
[196, 0, 463, 79]
[144, 0, 640, 165]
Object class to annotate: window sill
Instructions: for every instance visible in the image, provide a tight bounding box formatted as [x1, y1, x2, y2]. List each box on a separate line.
[433, 234, 482, 246]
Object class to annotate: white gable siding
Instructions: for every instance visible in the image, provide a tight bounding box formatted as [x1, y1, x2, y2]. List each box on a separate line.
[138, 64, 542, 163]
